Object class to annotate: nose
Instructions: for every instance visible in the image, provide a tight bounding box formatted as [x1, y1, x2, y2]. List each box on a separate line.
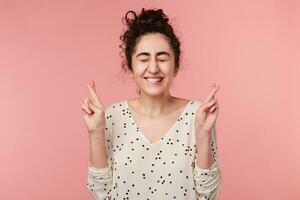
[147, 58, 160, 73]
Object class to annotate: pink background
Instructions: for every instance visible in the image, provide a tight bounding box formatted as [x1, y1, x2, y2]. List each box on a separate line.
[1, 0, 299, 199]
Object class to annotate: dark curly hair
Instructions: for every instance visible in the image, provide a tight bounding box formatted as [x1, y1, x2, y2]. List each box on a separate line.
[119, 8, 181, 73]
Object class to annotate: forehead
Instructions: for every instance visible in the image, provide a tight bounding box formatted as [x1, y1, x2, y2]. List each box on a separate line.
[133, 33, 172, 54]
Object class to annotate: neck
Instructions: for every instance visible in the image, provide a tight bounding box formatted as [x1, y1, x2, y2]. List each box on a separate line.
[137, 91, 175, 117]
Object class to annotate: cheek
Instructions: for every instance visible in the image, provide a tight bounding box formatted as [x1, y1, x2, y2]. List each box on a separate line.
[131, 69, 145, 81]
[131, 63, 145, 75]
[161, 63, 176, 76]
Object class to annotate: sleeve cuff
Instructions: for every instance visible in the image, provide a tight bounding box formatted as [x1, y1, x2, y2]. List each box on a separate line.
[194, 159, 218, 172]
[88, 162, 111, 174]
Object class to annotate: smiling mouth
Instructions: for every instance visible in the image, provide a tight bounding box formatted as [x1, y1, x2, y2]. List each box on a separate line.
[144, 77, 164, 83]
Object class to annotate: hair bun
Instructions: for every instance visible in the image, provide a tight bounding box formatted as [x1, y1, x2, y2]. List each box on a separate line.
[124, 8, 169, 27]
[138, 9, 169, 25]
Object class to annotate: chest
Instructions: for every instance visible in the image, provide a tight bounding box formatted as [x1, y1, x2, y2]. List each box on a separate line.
[132, 110, 182, 144]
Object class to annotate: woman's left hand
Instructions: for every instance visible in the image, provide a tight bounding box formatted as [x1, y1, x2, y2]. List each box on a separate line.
[195, 83, 220, 138]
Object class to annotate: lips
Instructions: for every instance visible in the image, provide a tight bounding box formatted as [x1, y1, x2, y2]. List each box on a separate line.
[144, 77, 164, 83]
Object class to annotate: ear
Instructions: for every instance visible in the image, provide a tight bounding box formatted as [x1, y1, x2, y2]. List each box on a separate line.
[174, 67, 179, 77]
[128, 68, 134, 78]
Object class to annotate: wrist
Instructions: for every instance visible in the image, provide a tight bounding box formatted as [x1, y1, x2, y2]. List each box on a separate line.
[196, 132, 212, 144]
[88, 127, 105, 138]
[196, 130, 212, 138]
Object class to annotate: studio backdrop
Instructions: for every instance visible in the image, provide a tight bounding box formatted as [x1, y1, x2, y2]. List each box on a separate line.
[0, 0, 299, 199]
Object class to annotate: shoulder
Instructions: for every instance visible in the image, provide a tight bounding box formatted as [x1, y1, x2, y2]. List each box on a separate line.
[175, 97, 201, 104]
[188, 99, 202, 112]
[172, 97, 202, 114]
[190, 99, 202, 106]
[104, 99, 127, 117]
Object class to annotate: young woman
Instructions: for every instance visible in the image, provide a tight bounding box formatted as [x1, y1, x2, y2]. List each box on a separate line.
[82, 8, 221, 200]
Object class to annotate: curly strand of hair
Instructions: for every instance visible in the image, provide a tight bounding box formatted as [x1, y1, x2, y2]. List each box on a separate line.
[124, 10, 137, 25]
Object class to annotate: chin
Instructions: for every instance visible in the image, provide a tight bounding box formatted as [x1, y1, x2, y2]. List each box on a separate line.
[142, 88, 168, 96]
[138, 79, 171, 96]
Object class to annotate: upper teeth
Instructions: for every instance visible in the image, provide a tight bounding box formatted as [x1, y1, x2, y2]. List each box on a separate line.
[145, 77, 163, 83]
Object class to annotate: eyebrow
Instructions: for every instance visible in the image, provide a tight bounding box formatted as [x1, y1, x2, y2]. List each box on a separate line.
[136, 51, 170, 58]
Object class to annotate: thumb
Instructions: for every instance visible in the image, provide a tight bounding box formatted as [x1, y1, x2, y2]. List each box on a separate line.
[87, 98, 98, 112]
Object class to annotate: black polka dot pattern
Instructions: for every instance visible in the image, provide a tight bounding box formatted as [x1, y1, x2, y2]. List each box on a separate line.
[86, 99, 221, 199]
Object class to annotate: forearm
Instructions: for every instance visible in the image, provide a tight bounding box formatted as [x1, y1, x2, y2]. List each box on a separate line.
[88, 128, 109, 168]
[195, 132, 214, 169]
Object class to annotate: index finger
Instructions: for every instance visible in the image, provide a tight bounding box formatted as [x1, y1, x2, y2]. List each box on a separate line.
[86, 82, 101, 106]
[203, 83, 220, 104]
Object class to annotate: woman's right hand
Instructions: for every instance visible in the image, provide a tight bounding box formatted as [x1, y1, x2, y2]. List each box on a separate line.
[81, 80, 106, 135]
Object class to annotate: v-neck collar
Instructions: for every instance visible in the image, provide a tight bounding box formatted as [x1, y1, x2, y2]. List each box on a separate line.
[124, 99, 193, 147]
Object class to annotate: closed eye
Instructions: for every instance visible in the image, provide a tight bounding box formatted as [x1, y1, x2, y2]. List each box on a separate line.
[157, 56, 169, 62]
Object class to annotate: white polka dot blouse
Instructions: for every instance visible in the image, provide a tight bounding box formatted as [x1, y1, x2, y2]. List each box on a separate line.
[87, 99, 222, 200]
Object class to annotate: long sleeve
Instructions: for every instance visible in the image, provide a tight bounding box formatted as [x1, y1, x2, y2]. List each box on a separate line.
[193, 126, 222, 200]
[86, 109, 114, 200]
